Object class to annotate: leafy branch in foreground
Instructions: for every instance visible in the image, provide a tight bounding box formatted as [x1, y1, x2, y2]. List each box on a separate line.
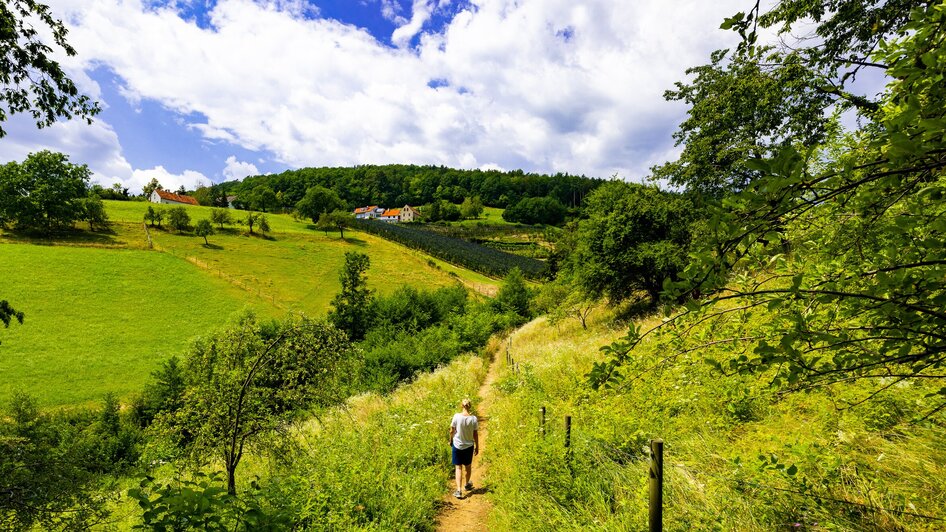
[591, 2, 946, 416]
[0, 0, 100, 137]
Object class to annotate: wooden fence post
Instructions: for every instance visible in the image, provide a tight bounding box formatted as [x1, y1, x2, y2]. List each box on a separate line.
[649, 439, 664, 532]
[539, 406, 546, 437]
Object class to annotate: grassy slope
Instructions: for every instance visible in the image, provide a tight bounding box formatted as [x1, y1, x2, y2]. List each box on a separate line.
[0, 201, 498, 407]
[107, 352, 490, 530]
[0, 244, 273, 407]
[486, 309, 946, 530]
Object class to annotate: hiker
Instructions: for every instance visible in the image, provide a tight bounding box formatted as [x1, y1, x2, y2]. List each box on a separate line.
[449, 398, 479, 499]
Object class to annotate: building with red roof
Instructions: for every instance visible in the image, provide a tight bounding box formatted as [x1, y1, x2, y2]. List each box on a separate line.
[149, 188, 200, 206]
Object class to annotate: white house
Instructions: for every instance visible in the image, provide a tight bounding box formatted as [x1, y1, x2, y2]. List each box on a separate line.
[150, 189, 199, 206]
[354, 205, 377, 219]
[399, 205, 419, 223]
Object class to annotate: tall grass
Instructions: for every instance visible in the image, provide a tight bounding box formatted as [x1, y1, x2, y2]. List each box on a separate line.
[486, 308, 946, 530]
[251, 354, 488, 530]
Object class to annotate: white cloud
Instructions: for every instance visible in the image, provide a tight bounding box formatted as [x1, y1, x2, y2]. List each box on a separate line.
[392, 0, 434, 48]
[222, 155, 259, 181]
[38, 0, 755, 182]
[132, 165, 211, 192]
[379, 0, 407, 24]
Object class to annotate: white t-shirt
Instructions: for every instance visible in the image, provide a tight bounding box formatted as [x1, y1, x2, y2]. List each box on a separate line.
[451, 413, 478, 450]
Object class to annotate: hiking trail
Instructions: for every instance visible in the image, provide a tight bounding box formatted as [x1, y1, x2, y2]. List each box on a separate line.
[435, 348, 502, 531]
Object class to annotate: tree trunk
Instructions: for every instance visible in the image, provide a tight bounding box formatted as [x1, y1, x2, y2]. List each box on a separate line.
[203, 236, 208, 245]
[226, 462, 237, 496]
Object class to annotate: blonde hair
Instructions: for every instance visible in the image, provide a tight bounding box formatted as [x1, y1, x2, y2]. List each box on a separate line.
[461, 398, 472, 410]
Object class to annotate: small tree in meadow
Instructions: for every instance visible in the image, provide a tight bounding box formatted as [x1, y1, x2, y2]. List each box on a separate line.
[144, 206, 165, 228]
[210, 208, 232, 229]
[80, 194, 109, 231]
[317, 210, 351, 239]
[243, 212, 270, 235]
[195, 219, 214, 245]
[167, 207, 190, 233]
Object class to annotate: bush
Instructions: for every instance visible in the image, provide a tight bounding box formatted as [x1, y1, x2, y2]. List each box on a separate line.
[493, 267, 532, 318]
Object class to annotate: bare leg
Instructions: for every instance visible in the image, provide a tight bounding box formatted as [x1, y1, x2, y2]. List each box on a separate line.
[464, 464, 472, 487]
[455, 465, 463, 491]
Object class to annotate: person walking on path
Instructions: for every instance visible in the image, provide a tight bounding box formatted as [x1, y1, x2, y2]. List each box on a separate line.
[449, 398, 479, 499]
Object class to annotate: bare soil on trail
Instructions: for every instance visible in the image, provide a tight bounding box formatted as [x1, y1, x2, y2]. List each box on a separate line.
[435, 353, 501, 532]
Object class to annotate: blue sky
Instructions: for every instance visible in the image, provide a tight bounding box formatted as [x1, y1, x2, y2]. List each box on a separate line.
[2, 0, 759, 193]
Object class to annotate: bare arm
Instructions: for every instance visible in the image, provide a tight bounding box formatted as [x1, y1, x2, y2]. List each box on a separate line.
[473, 429, 479, 455]
[449, 426, 456, 444]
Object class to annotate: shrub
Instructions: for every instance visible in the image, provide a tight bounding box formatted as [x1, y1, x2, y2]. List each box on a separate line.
[167, 206, 191, 233]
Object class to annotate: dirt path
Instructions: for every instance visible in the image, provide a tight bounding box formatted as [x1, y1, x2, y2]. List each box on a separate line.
[435, 351, 502, 531]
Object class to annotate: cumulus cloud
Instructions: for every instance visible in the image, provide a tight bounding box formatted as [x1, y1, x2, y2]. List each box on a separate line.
[37, 0, 752, 181]
[132, 165, 211, 192]
[222, 155, 259, 181]
[392, 0, 435, 48]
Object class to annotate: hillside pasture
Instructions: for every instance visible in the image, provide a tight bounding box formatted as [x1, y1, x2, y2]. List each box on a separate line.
[0, 244, 276, 407]
[0, 201, 499, 407]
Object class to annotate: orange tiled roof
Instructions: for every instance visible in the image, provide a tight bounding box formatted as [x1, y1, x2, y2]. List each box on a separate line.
[156, 189, 199, 205]
[382, 208, 401, 217]
[354, 205, 378, 214]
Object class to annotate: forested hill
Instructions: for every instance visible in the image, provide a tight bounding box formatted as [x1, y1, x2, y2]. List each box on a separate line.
[220, 164, 605, 210]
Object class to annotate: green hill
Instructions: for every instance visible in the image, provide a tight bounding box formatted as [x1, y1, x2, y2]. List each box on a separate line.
[483, 307, 946, 530]
[0, 200, 498, 407]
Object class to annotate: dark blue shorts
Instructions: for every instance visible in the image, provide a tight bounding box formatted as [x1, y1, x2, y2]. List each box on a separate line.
[452, 444, 474, 465]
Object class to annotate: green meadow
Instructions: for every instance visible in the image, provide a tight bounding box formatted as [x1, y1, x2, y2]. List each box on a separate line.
[0, 200, 498, 407]
[0, 244, 272, 407]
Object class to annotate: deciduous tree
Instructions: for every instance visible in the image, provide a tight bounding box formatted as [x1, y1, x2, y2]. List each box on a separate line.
[210, 208, 232, 229]
[0, 0, 100, 137]
[0, 151, 91, 233]
[317, 210, 351, 239]
[195, 219, 214, 245]
[167, 207, 190, 233]
[79, 194, 109, 231]
[154, 315, 354, 495]
[295, 186, 345, 222]
[329, 252, 373, 341]
[141, 178, 161, 198]
[572, 182, 697, 304]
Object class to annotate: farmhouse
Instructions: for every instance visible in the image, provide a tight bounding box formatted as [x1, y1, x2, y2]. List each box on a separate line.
[354, 204, 419, 223]
[150, 189, 199, 206]
[379, 208, 400, 222]
[354, 206, 384, 219]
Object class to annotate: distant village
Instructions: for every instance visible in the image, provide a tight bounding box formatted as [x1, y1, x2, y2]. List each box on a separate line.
[149, 188, 421, 224]
[353, 205, 419, 223]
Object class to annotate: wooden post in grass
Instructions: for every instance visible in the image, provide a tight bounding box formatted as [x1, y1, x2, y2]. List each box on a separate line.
[564, 415, 572, 474]
[649, 439, 664, 532]
[540, 406, 546, 437]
